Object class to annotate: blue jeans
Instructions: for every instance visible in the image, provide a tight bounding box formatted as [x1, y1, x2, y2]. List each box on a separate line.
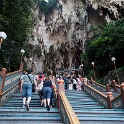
[42, 87, 52, 99]
[22, 84, 32, 98]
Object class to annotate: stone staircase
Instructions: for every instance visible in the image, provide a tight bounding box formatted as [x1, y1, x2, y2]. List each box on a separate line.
[65, 90, 124, 124]
[0, 91, 62, 124]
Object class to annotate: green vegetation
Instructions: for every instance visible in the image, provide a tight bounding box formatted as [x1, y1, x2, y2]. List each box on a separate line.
[81, 18, 124, 80]
[0, 0, 34, 72]
[38, 0, 58, 22]
[33, 45, 42, 57]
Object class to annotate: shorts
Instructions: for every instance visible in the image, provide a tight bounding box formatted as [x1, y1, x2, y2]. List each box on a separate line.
[22, 84, 32, 98]
[42, 87, 52, 99]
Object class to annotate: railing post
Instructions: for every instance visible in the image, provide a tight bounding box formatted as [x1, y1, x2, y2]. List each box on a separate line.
[19, 63, 23, 71]
[107, 92, 113, 109]
[106, 84, 110, 92]
[112, 80, 116, 91]
[80, 77, 84, 90]
[0, 68, 7, 94]
[18, 63, 23, 90]
[57, 79, 65, 112]
[120, 83, 124, 108]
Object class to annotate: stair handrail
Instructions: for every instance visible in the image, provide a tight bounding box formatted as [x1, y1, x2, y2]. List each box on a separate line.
[51, 76, 58, 108]
[91, 81, 107, 91]
[0, 68, 7, 95]
[91, 79, 122, 98]
[0, 64, 23, 106]
[90, 79, 122, 95]
[84, 82, 124, 109]
[110, 83, 124, 109]
[60, 92, 80, 124]
[56, 78, 80, 124]
[84, 83, 114, 108]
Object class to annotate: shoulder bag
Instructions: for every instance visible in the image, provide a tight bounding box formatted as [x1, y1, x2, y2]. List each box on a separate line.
[27, 74, 36, 92]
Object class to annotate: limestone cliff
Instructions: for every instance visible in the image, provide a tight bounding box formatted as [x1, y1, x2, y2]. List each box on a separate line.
[25, 0, 124, 74]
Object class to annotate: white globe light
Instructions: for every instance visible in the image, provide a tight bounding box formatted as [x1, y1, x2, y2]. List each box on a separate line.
[30, 58, 32, 61]
[0, 31, 7, 39]
[111, 57, 116, 61]
[20, 49, 25, 53]
[45, 0, 49, 2]
[91, 62, 94, 65]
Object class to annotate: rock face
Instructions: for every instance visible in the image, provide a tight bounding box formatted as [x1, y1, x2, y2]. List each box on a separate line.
[25, 0, 124, 74]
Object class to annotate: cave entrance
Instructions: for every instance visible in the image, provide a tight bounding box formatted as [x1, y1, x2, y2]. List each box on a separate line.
[72, 49, 82, 68]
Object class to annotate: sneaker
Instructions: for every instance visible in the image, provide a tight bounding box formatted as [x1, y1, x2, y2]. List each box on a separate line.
[41, 104, 44, 107]
[47, 105, 50, 111]
[25, 104, 29, 111]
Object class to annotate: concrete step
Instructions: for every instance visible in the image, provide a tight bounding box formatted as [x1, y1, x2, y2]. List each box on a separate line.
[0, 90, 62, 124]
[0, 107, 59, 112]
[79, 120, 124, 124]
[65, 89, 124, 123]
[0, 120, 62, 124]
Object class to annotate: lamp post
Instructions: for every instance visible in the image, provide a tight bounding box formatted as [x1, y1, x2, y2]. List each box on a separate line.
[20, 49, 25, 64]
[29, 57, 32, 70]
[0, 31, 7, 49]
[33, 61, 36, 74]
[79, 64, 84, 77]
[111, 57, 120, 85]
[91, 62, 96, 80]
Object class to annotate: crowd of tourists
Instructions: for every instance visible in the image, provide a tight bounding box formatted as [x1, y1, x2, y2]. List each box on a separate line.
[56, 73, 90, 91]
[19, 69, 92, 112]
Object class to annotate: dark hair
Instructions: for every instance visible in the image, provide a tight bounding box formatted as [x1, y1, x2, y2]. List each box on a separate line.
[73, 76, 76, 79]
[45, 76, 50, 81]
[27, 70, 32, 74]
[39, 73, 42, 78]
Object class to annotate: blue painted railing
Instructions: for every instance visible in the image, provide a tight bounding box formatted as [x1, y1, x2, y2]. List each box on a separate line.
[83, 82, 124, 109]
[0, 64, 23, 106]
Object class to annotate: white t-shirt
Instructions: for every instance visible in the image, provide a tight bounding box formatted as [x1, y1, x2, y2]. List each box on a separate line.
[73, 79, 77, 84]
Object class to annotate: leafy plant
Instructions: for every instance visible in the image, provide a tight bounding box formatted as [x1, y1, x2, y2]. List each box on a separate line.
[38, 0, 58, 22]
[81, 18, 124, 78]
[33, 45, 42, 57]
[0, 0, 34, 71]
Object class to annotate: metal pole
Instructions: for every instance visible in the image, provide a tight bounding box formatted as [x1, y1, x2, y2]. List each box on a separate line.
[113, 60, 120, 85]
[20, 53, 23, 64]
[93, 65, 96, 80]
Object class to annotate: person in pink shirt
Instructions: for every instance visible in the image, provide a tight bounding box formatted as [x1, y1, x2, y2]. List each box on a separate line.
[76, 78, 82, 91]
